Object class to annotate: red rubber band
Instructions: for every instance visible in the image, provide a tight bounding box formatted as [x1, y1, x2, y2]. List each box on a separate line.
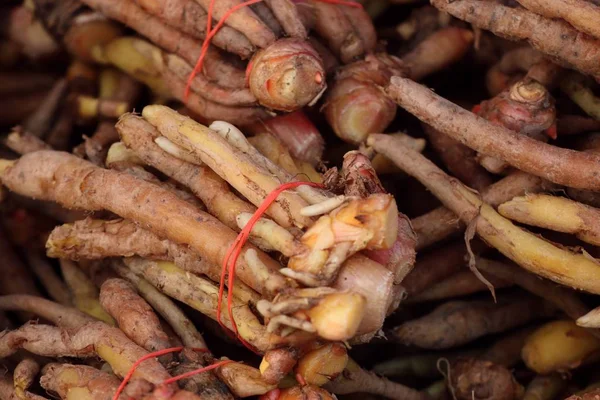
[161, 359, 234, 385]
[112, 347, 211, 400]
[217, 181, 324, 352]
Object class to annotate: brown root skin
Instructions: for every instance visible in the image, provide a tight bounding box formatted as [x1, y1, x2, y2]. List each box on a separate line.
[449, 358, 524, 400]
[249, 38, 326, 112]
[522, 374, 566, 400]
[47, 218, 258, 303]
[403, 27, 474, 81]
[111, 260, 208, 350]
[430, 0, 600, 81]
[369, 133, 600, 294]
[482, 327, 535, 367]
[26, 253, 72, 306]
[0, 295, 93, 330]
[79, 0, 246, 89]
[23, 77, 68, 138]
[40, 363, 123, 400]
[265, 0, 307, 39]
[310, 1, 370, 64]
[325, 359, 427, 400]
[324, 53, 404, 144]
[0, 228, 41, 321]
[385, 77, 599, 190]
[402, 242, 469, 296]
[516, 0, 600, 41]
[134, 0, 254, 58]
[412, 171, 552, 251]
[194, 0, 276, 49]
[0, 150, 289, 299]
[260, 348, 299, 384]
[142, 105, 312, 229]
[423, 124, 493, 192]
[5, 128, 52, 154]
[475, 258, 593, 330]
[408, 270, 511, 303]
[170, 349, 233, 400]
[391, 296, 550, 349]
[14, 358, 40, 400]
[100, 278, 171, 354]
[124, 257, 310, 353]
[0, 321, 173, 388]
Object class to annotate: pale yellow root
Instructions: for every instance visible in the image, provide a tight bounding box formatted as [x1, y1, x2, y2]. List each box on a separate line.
[522, 320, 600, 374]
[499, 194, 600, 246]
[59, 259, 115, 325]
[116, 114, 257, 231]
[247, 132, 322, 183]
[142, 105, 313, 229]
[559, 72, 600, 120]
[216, 361, 276, 397]
[368, 133, 600, 295]
[296, 343, 348, 386]
[207, 120, 328, 205]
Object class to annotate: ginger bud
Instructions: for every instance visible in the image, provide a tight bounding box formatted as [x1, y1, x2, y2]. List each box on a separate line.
[248, 38, 326, 112]
[324, 54, 404, 144]
[260, 348, 299, 385]
[305, 292, 366, 341]
[217, 362, 276, 398]
[296, 343, 348, 386]
[450, 358, 524, 400]
[522, 320, 600, 374]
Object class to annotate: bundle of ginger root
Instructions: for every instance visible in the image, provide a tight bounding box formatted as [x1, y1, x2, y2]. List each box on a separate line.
[4, 0, 600, 399]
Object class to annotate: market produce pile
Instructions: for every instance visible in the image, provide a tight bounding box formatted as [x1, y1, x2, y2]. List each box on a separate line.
[2, 0, 600, 399]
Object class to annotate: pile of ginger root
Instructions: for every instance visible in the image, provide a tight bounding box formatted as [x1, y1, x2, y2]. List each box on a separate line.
[3, 0, 600, 399]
